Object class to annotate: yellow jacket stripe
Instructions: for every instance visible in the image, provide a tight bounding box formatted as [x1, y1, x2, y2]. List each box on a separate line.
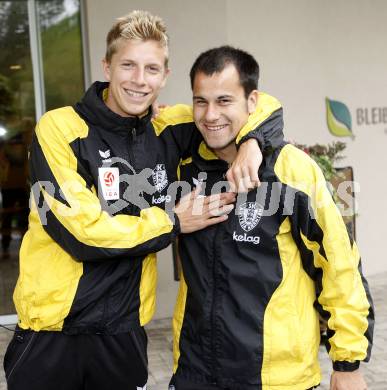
[274, 144, 373, 363]
[31, 107, 175, 258]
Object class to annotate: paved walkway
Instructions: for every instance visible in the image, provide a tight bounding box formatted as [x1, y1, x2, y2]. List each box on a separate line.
[1, 272, 386, 389]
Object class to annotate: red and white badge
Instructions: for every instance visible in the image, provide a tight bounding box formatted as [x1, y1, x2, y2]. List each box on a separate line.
[98, 167, 120, 200]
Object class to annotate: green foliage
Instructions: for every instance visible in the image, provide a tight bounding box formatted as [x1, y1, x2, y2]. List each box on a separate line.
[41, 13, 84, 110]
[0, 2, 84, 122]
[0, 74, 15, 120]
[293, 141, 349, 208]
[294, 141, 346, 182]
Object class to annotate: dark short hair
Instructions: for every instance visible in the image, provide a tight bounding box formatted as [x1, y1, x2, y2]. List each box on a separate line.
[190, 45, 259, 97]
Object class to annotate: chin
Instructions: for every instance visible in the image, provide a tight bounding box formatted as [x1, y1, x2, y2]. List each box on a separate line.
[205, 138, 226, 149]
[126, 104, 149, 117]
[206, 143, 224, 151]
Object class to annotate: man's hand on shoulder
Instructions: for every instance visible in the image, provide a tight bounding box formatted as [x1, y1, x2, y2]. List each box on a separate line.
[151, 101, 169, 118]
[330, 369, 367, 390]
[226, 138, 262, 193]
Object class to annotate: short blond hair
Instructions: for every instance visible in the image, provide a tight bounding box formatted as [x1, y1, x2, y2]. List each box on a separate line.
[105, 10, 169, 65]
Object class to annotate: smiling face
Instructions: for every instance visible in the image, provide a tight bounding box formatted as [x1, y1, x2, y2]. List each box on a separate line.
[102, 39, 169, 117]
[192, 64, 258, 160]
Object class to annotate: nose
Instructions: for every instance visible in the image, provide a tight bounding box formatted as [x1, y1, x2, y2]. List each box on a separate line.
[131, 67, 146, 86]
[204, 103, 220, 122]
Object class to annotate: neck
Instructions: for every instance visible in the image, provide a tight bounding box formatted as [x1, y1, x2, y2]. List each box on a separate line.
[213, 143, 237, 165]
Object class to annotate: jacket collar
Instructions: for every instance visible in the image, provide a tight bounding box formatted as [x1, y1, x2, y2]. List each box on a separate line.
[191, 138, 229, 172]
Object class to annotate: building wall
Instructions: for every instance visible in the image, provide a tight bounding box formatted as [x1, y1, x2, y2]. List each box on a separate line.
[225, 0, 387, 278]
[85, 0, 387, 318]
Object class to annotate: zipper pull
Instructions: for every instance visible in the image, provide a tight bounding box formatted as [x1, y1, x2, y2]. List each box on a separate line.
[132, 127, 136, 141]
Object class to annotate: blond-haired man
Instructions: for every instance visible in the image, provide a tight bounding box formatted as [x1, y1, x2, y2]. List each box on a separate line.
[2, 11, 283, 390]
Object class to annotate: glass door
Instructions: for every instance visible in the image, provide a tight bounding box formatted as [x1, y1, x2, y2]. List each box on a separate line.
[0, 0, 35, 322]
[0, 0, 85, 323]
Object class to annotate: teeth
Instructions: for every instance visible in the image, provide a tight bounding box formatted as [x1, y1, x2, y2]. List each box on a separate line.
[206, 124, 227, 131]
[125, 89, 148, 97]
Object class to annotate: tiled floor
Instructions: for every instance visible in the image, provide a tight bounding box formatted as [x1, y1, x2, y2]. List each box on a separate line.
[1, 272, 386, 390]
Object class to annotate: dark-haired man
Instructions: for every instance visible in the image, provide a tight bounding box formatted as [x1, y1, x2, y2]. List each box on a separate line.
[3, 11, 283, 390]
[170, 46, 374, 390]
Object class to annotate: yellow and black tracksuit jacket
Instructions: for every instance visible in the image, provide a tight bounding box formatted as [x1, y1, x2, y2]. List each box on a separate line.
[173, 110, 374, 389]
[14, 82, 283, 334]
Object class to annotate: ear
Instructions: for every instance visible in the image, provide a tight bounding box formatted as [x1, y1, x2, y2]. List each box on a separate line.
[102, 58, 111, 82]
[247, 90, 259, 114]
[160, 67, 171, 89]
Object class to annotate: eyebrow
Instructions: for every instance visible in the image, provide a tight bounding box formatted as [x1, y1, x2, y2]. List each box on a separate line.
[146, 62, 163, 67]
[119, 59, 162, 67]
[193, 94, 234, 100]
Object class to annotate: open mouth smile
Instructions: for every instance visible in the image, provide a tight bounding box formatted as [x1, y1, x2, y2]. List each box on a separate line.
[124, 89, 149, 98]
[205, 124, 229, 131]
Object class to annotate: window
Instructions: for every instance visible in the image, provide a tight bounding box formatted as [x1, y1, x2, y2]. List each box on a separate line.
[0, 0, 86, 319]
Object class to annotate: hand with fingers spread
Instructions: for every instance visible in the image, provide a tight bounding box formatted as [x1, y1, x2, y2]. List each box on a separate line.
[226, 138, 262, 193]
[330, 370, 367, 390]
[174, 186, 236, 233]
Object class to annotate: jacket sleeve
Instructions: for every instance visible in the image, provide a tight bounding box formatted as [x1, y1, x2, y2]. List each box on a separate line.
[29, 110, 180, 262]
[152, 94, 284, 158]
[280, 145, 374, 371]
[236, 92, 284, 151]
[151, 104, 196, 159]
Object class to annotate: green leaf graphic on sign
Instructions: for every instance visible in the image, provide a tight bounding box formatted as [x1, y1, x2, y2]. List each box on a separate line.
[326, 98, 354, 139]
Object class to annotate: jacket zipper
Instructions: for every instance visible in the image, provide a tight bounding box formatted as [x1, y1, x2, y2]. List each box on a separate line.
[99, 127, 137, 331]
[210, 212, 223, 385]
[127, 127, 137, 214]
[209, 171, 227, 385]
[129, 127, 136, 167]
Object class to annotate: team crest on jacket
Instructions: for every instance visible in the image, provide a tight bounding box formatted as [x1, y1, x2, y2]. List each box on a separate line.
[152, 164, 168, 192]
[238, 202, 263, 232]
